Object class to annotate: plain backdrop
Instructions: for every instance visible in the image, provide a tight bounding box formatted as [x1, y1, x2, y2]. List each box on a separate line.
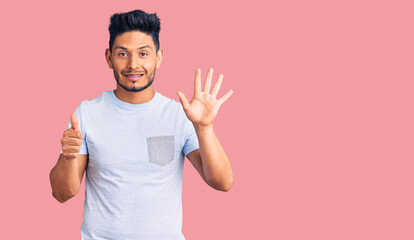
[1, 0, 413, 239]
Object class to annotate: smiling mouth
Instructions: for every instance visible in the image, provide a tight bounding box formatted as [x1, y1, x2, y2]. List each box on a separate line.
[124, 73, 144, 81]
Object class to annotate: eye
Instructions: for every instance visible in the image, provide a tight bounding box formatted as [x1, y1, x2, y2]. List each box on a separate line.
[140, 52, 148, 57]
[118, 52, 128, 57]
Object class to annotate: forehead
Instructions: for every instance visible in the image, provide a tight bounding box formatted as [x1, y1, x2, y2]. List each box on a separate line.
[113, 31, 155, 50]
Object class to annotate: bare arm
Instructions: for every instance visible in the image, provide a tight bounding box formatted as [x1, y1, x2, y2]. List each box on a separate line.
[187, 126, 233, 191]
[178, 68, 234, 191]
[50, 154, 88, 203]
[49, 113, 88, 203]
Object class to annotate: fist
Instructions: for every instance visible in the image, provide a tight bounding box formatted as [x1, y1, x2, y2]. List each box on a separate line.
[61, 113, 82, 160]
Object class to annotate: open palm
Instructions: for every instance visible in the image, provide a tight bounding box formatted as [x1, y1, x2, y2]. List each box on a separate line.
[177, 68, 233, 128]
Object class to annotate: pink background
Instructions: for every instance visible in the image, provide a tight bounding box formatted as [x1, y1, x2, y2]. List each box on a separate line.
[1, 0, 413, 239]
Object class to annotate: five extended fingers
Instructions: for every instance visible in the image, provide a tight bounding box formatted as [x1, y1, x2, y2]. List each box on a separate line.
[177, 67, 233, 119]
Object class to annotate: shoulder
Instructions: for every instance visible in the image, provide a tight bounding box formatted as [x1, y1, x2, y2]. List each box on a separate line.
[76, 91, 110, 111]
[73, 92, 110, 130]
[156, 92, 185, 113]
[155, 92, 190, 124]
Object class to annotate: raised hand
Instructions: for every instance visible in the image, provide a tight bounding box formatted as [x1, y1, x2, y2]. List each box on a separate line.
[61, 113, 83, 160]
[177, 68, 233, 129]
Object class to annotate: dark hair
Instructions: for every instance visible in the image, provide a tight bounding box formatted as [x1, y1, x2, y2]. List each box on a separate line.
[108, 9, 161, 52]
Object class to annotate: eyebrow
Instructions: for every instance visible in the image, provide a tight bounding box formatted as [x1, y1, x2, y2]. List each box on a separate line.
[114, 45, 152, 50]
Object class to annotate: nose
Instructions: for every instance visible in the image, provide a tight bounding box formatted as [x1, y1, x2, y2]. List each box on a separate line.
[127, 54, 140, 69]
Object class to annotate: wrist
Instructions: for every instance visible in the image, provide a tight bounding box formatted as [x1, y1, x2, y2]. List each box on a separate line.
[61, 153, 78, 161]
[193, 123, 213, 132]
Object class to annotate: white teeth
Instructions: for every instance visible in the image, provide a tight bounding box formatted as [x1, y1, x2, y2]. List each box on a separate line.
[126, 74, 143, 77]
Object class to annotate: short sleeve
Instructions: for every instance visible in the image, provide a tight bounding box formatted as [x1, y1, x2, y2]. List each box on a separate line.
[182, 118, 199, 156]
[60, 104, 88, 155]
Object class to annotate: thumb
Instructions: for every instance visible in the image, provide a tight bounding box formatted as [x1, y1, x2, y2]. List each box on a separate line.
[177, 91, 190, 110]
[71, 113, 80, 131]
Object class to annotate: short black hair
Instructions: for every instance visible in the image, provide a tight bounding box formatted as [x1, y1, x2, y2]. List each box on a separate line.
[108, 9, 161, 52]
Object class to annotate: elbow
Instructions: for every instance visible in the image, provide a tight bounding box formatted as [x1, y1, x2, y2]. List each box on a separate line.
[208, 176, 234, 192]
[52, 191, 76, 203]
[219, 179, 234, 192]
[51, 187, 78, 203]
[50, 173, 80, 203]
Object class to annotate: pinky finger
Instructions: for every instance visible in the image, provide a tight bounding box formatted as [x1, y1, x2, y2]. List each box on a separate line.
[218, 90, 233, 105]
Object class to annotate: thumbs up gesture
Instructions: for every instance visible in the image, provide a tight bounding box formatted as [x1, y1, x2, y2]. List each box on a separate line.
[61, 113, 83, 160]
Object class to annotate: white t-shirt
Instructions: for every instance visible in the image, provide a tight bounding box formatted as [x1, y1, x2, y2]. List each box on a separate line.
[66, 90, 199, 240]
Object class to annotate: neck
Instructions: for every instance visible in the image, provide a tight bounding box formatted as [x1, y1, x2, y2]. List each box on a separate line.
[113, 85, 155, 104]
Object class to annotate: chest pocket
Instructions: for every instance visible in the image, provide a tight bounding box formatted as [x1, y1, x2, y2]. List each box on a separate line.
[146, 135, 175, 166]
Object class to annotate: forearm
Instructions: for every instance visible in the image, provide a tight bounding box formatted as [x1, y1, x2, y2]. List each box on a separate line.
[49, 154, 81, 203]
[195, 124, 234, 191]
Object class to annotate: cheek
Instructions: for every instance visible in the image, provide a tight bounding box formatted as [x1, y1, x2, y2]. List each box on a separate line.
[112, 66, 124, 78]
[143, 58, 157, 69]
[111, 59, 125, 71]
[111, 65, 119, 74]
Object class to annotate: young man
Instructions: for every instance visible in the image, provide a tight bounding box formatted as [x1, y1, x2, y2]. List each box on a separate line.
[49, 9, 234, 239]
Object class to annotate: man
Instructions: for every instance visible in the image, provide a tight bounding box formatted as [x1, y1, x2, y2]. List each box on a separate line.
[49, 9, 233, 239]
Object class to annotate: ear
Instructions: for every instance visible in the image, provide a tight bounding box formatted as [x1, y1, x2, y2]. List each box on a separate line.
[155, 49, 164, 69]
[105, 48, 113, 69]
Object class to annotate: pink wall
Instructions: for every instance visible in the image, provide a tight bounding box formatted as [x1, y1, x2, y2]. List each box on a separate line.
[1, 0, 413, 239]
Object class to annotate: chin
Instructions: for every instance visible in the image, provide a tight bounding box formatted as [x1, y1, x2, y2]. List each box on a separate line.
[120, 80, 153, 92]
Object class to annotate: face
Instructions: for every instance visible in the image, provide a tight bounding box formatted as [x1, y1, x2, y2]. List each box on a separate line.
[105, 31, 163, 92]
